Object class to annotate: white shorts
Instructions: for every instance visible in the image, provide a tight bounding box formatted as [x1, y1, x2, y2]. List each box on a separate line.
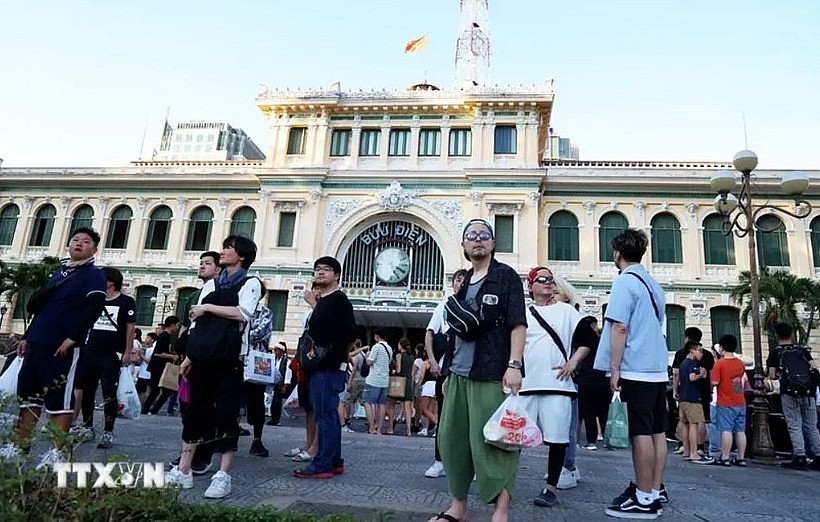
[421, 381, 436, 398]
[520, 394, 572, 444]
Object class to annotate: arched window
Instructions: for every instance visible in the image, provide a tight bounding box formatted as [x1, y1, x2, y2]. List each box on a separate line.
[703, 214, 735, 265]
[548, 211, 579, 261]
[756, 215, 789, 268]
[105, 205, 132, 249]
[67, 205, 94, 244]
[134, 285, 158, 326]
[175, 287, 199, 319]
[0, 204, 20, 246]
[650, 212, 682, 263]
[144, 205, 173, 250]
[28, 204, 56, 247]
[710, 306, 742, 352]
[665, 304, 686, 351]
[810, 216, 820, 268]
[186, 206, 213, 251]
[230, 206, 256, 239]
[599, 212, 628, 262]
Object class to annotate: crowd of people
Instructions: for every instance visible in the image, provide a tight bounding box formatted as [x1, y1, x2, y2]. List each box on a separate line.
[1, 223, 819, 520]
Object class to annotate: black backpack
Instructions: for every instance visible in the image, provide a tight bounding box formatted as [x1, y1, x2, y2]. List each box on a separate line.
[779, 345, 815, 397]
[359, 351, 371, 378]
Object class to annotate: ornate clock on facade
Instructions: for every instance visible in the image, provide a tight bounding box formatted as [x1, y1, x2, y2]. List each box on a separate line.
[374, 247, 411, 284]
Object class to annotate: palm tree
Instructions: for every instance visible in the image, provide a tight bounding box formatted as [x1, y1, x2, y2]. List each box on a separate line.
[801, 280, 820, 343]
[0, 256, 62, 328]
[729, 268, 814, 344]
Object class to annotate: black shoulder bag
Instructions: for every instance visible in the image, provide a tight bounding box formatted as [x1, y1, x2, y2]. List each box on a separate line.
[626, 272, 661, 321]
[528, 305, 569, 362]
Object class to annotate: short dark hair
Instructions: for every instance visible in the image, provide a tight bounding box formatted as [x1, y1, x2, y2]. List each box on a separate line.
[583, 315, 599, 326]
[611, 228, 648, 263]
[100, 266, 124, 291]
[200, 251, 220, 265]
[685, 340, 702, 353]
[773, 322, 793, 340]
[684, 327, 703, 343]
[452, 269, 468, 280]
[163, 315, 180, 328]
[223, 235, 257, 268]
[314, 256, 342, 275]
[373, 327, 387, 339]
[718, 334, 738, 353]
[70, 227, 101, 246]
[146, 332, 158, 341]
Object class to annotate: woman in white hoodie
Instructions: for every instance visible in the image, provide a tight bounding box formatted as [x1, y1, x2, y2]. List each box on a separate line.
[519, 267, 595, 509]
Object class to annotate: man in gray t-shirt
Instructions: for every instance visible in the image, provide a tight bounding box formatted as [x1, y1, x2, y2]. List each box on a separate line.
[449, 278, 484, 377]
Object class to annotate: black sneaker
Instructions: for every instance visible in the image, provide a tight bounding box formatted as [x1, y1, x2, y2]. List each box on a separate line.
[781, 456, 808, 470]
[250, 439, 269, 458]
[611, 481, 637, 506]
[169, 456, 180, 467]
[653, 499, 664, 516]
[658, 483, 669, 503]
[533, 488, 558, 508]
[238, 427, 252, 437]
[605, 494, 660, 519]
[808, 458, 820, 471]
[191, 460, 213, 476]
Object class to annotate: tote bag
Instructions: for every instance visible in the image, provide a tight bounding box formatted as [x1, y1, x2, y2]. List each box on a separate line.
[604, 392, 630, 449]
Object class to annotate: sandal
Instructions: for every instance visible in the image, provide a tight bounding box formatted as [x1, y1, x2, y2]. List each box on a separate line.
[711, 457, 732, 466]
[429, 512, 463, 522]
[732, 458, 748, 467]
[291, 450, 312, 462]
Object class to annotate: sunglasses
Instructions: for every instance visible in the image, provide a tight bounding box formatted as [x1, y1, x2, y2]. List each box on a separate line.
[463, 230, 493, 242]
[532, 276, 555, 284]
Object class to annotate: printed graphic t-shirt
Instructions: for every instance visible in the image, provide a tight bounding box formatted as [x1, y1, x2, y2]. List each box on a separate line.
[712, 357, 747, 407]
[85, 293, 137, 353]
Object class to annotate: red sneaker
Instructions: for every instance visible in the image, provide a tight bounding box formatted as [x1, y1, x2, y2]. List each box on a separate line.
[293, 467, 333, 479]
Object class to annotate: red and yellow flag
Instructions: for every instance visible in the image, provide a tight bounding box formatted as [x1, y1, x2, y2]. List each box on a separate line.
[404, 34, 428, 53]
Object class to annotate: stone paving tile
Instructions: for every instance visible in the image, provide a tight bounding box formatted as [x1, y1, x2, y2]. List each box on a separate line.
[70, 414, 820, 521]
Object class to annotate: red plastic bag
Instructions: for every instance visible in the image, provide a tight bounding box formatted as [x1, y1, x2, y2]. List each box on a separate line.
[483, 395, 542, 451]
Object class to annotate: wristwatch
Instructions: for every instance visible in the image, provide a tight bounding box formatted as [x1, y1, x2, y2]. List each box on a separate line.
[508, 359, 522, 370]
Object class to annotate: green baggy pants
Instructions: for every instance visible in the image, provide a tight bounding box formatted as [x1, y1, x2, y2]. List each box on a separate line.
[439, 373, 520, 504]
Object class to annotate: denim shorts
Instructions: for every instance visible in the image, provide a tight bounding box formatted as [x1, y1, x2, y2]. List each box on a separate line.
[715, 405, 746, 433]
[363, 384, 388, 405]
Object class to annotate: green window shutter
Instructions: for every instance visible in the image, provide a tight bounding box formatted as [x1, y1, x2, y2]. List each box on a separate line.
[186, 206, 214, 251]
[418, 129, 441, 156]
[0, 204, 20, 246]
[665, 305, 686, 351]
[448, 128, 472, 156]
[703, 214, 735, 265]
[710, 306, 742, 352]
[134, 286, 158, 326]
[650, 213, 682, 263]
[230, 206, 256, 239]
[599, 212, 628, 262]
[548, 211, 579, 261]
[175, 287, 200, 319]
[330, 129, 351, 156]
[68, 205, 94, 244]
[494, 126, 517, 154]
[388, 129, 410, 156]
[277, 212, 296, 247]
[287, 128, 306, 155]
[359, 129, 381, 156]
[494, 215, 514, 253]
[144, 205, 173, 250]
[811, 217, 820, 268]
[29, 204, 56, 247]
[105, 205, 133, 249]
[756, 215, 789, 268]
[267, 290, 289, 331]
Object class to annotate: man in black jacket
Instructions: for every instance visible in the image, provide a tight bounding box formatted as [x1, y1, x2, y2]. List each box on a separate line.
[432, 219, 527, 522]
[293, 256, 356, 479]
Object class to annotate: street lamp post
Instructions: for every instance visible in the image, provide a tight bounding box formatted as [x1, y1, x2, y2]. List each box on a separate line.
[710, 150, 812, 461]
[151, 290, 175, 323]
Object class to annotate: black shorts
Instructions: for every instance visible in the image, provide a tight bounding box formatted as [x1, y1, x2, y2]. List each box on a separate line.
[181, 359, 243, 453]
[297, 381, 312, 413]
[17, 341, 80, 415]
[135, 377, 150, 394]
[619, 379, 667, 437]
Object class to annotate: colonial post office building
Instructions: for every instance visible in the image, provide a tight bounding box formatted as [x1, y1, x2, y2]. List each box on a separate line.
[2, 82, 819, 352]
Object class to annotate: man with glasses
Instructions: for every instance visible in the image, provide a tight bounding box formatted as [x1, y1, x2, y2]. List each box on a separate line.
[594, 229, 669, 520]
[430, 219, 526, 522]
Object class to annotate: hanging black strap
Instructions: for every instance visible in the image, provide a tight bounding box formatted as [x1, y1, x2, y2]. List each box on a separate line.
[627, 272, 661, 321]
[528, 305, 569, 362]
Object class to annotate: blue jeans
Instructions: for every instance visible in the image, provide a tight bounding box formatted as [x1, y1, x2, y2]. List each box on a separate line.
[563, 398, 578, 469]
[707, 404, 721, 453]
[309, 370, 346, 472]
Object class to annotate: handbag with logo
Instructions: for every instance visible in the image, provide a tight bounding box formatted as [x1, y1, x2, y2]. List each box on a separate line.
[159, 363, 180, 391]
[244, 349, 279, 385]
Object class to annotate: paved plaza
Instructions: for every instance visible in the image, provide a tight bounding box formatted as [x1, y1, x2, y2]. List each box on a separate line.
[66, 409, 820, 521]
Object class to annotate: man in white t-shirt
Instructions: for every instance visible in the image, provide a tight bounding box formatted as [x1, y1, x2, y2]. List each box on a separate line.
[423, 269, 466, 478]
[364, 328, 393, 435]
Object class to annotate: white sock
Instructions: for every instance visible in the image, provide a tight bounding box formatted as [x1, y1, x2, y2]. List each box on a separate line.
[651, 489, 660, 500]
[636, 489, 654, 506]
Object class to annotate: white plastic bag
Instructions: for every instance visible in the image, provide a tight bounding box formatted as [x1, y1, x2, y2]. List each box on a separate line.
[483, 394, 542, 451]
[117, 367, 141, 420]
[0, 356, 23, 398]
[244, 350, 278, 385]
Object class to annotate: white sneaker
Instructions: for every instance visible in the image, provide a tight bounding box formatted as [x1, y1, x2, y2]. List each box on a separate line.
[556, 467, 578, 490]
[342, 425, 355, 433]
[36, 448, 67, 471]
[0, 443, 22, 460]
[418, 428, 428, 437]
[571, 466, 581, 481]
[73, 426, 95, 444]
[284, 447, 302, 457]
[164, 466, 194, 489]
[424, 461, 446, 478]
[204, 470, 231, 499]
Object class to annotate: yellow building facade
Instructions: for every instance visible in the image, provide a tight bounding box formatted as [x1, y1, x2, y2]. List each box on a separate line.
[1, 83, 819, 353]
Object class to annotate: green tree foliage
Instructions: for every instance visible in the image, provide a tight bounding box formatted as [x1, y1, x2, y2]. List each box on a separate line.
[0, 256, 61, 327]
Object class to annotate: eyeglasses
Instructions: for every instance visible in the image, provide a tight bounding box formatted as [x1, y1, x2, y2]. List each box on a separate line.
[314, 266, 335, 273]
[532, 276, 555, 284]
[463, 230, 493, 242]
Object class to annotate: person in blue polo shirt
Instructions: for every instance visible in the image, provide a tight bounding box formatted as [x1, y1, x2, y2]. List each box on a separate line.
[594, 229, 668, 520]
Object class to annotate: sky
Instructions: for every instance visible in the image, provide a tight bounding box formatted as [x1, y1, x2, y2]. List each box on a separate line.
[1, 0, 818, 169]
